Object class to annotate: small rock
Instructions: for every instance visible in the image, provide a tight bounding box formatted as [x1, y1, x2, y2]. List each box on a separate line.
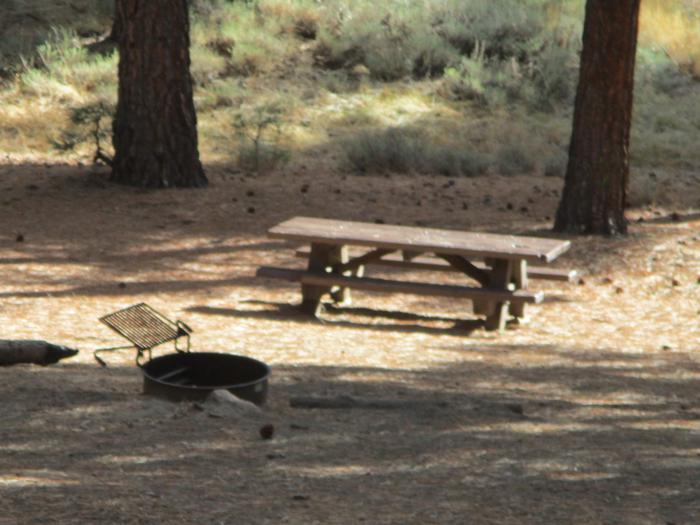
[247, 207, 256, 214]
[461, 202, 468, 210]
[292, 495, 309, 501]
[118, 282, 127, 289]
[670, 212, 680, 222]
[614, 287, 623, 294]
[205, 389, 262, 416]
[671, 278, 680, 287]
[601, 277, 614, 285]
[300, 184, 309, 194]
[520, 206, 529, 213]
[507, 403, 524, 415]
[662, 345, 672, 351]
[506, 202, 514, 210]
[259, 423, 275, 440]
[246, 189, 255, 197]
[15, 233, 24, 242]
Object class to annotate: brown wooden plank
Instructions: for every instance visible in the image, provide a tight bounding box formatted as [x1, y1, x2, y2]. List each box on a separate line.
[294, 249, 577, 282]
[256, 266, 543, 304]
[269, 217, 570, 263]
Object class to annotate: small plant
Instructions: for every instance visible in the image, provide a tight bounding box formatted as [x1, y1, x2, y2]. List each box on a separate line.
[441, 42, 489, 103]
[53, 101, 114, 165]
[233, 102, 290, 172]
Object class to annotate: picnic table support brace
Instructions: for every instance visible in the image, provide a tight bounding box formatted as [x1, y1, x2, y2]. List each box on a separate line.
[437, 254, 490, 287]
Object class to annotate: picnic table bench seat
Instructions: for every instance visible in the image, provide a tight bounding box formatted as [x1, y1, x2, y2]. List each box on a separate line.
[256, 266, 544, 303]
[257, 216, 574, 332]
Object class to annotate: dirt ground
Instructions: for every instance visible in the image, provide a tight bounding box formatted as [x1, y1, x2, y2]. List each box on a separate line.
[1, 161, 699, 525]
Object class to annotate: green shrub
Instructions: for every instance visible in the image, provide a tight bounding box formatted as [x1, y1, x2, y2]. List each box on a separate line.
[529, 45, 577, 111]
[543, 151, 567, 177]
[440, 45, 534, 107]
[190, 45, 228, 86]
[233, 101, 290, 172]
[343, 126, 489, 176]
[438, 0, 547, 60]
[343, 127, 422, 173]
[314, 3, 459, 80]
[496, 143, 536, 175]
[52, 101, 115, 165]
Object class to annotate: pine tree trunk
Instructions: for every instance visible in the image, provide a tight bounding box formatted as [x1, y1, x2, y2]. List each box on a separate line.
[109, 2, 122, 42]
[111, 0, 207, 188]
[554, 0, 640, 235]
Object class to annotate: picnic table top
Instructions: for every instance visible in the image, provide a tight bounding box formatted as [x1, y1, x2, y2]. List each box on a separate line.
[268, 216, 571, 264]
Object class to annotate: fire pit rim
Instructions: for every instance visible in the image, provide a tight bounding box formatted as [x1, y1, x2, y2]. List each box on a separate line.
[140, 351, 271, 404]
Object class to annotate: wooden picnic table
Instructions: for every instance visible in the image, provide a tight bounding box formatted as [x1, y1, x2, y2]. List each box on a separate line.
[257, 216, 574, 332]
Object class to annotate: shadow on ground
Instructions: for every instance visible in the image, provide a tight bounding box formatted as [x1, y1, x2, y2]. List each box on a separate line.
[2, 346, 700, 524]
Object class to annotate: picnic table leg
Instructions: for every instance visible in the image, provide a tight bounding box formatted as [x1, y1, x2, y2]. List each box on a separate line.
[300, 243, 335, 315]
[329, 245, 353, 305]
[300, 243, 351, 314]
[509, 260, 528, 320]
[483, 259, 514, 332]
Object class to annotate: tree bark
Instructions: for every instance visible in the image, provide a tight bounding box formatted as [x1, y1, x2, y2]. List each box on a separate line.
[111, 0, 207, 188]
[109, 2, 123, 42]
[554, 0, 641, 235]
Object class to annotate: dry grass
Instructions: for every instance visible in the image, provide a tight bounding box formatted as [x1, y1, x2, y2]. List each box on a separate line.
[640, 0, 700, 77]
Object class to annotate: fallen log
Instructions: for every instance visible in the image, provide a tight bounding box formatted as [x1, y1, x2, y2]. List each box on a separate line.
[289, 395, 448, 410]
[0, 340, 79, 366]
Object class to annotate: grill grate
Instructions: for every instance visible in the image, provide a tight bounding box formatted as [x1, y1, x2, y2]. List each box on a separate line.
[100, 303, 187, 350]
[95, 303, 192, 366]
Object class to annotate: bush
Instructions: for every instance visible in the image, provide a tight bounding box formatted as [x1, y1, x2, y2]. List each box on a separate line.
[496, 144, 536, 175]
[343, 126, 489, 177]
[343, 127, 422, 173]
[543, 151, 567, 178]
[233, 102, 290, 172]
[52, 101, 115, 165]
[314, 4, 459, 80]
[530, 45, 577, 111]
[438, 0, 547, 60]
